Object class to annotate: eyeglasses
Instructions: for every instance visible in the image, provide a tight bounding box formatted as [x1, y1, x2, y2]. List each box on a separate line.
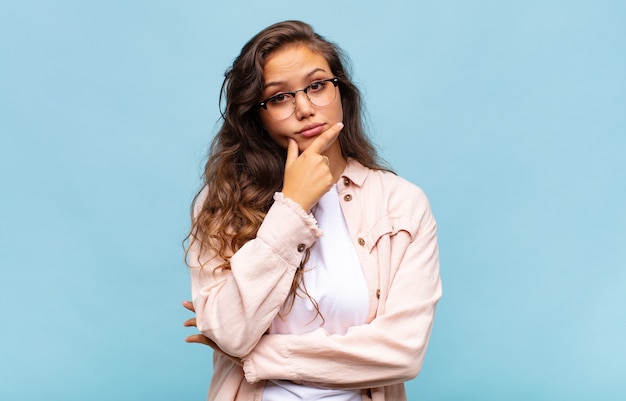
[259, 78, 339, 120]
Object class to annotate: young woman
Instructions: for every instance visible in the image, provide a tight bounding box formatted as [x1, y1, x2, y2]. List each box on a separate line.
[183, 20, 442, 401]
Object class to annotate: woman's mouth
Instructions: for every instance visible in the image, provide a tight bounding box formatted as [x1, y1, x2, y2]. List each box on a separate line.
[297, 123, 325, 138]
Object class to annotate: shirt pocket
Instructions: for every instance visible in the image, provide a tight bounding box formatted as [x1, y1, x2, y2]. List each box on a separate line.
[361, 215, 417, 317]
[361, 215, 416, 252]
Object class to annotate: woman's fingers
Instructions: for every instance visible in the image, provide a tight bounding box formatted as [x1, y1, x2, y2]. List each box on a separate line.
[185, 334, 215, 346]
[182, 300, 195, 312]
[282, 154, 334, 211]
[303, 122, 343, 156]
[183, 301, 197, 327]
[182, 301, 214, 347]
[285, 138, 299, 167]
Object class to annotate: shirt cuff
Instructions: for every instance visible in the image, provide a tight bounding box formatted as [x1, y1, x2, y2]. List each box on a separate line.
[254, 193, 322, 267]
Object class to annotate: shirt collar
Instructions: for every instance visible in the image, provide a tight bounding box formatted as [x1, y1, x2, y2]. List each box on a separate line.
[341, 158, 369, 187]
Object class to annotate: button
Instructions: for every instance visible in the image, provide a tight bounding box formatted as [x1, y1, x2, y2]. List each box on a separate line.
[343, 177, 350, 186]
[343, 194, 352, 201]
[297, 244, 306, 252]
[376, 289, 380, 299]
[357, 238, 365, 246]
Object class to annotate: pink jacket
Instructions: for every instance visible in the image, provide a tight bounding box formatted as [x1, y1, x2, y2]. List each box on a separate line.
[189, 159, 442, 401]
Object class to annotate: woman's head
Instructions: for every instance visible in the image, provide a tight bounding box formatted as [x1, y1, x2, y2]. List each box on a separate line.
[190, 20, 386, 277]
[219, 20, 377, 165]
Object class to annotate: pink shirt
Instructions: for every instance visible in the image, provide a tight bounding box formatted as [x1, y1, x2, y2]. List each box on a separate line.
[189, 159, 442, 401]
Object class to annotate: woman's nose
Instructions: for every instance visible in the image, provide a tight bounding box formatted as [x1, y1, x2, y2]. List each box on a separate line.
[294, 91, 315, 119]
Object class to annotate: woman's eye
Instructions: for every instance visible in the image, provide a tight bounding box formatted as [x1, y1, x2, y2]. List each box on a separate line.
[308, 81, 326, 91]
[269, 93, 289, 104]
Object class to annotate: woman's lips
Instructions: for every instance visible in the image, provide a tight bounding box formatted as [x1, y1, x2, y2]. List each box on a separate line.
[298, 123, 325, 138]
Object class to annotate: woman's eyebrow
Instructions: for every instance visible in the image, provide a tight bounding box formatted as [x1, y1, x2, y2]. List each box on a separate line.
[264, 68, 328, 90]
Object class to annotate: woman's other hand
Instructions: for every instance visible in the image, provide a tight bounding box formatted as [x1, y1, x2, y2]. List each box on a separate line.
[182, 300, 214, 347]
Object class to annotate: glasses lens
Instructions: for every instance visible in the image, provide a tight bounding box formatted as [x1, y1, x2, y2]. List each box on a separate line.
[266, 94, 295, 120]
[307, 80, 337, 107]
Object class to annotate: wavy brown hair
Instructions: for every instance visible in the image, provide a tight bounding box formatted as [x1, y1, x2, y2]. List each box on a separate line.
[187, 20, 389, 315]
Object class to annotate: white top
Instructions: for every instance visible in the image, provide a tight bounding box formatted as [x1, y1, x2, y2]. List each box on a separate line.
[262, 185, 369, 400]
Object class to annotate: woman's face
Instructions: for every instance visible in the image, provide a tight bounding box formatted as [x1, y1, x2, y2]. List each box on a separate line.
[259, 44, 343, 153]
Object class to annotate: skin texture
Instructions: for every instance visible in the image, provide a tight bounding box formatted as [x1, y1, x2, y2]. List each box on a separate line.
[260, 44, 347, 212]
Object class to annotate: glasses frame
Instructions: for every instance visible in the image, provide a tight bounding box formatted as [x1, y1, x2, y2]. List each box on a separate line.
[258, 78, 340, 120]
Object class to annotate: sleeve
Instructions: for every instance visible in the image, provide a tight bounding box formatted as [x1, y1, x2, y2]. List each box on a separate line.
[241, 196, 442, 389]
[189, 190, 323, 358]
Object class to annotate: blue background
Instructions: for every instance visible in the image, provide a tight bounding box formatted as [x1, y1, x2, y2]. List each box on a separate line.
[1, 1, 625, 400]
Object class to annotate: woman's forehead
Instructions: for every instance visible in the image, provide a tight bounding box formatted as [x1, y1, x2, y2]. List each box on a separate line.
[263, 44, 331, 86]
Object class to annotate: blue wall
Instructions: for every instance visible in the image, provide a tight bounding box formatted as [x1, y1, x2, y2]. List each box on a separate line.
[1, 1, 624, 400]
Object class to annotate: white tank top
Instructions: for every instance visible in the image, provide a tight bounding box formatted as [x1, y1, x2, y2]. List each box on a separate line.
[262, 185, 369, 400]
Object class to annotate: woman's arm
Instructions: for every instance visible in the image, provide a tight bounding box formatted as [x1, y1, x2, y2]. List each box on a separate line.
[189, 191, 321, 358]
[182, 301, 243, 366]
[241, 204, 442, 389]
[189, 125, 342, 358]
